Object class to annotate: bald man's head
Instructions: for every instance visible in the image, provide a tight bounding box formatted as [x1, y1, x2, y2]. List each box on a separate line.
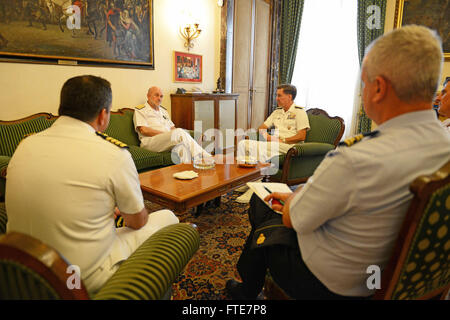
[147, 86, 163, 109]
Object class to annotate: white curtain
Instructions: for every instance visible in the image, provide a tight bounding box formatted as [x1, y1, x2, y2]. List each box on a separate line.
[291, 0, 359, 138]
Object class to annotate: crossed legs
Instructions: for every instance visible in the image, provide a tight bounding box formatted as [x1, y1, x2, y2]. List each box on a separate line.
[141, 128, 211, 163]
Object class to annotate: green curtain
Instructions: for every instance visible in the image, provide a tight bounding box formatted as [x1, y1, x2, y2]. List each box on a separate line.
[279, 0, 305, 86]
[356, 0, 387, 133]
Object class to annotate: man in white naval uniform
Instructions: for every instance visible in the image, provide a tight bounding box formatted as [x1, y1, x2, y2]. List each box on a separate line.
[6, 76, 179, 295]
[226, 26, 450, 299]
[133, 86, 211, 163]
[237, 84, 310, 163]
[236, 84, 310, 203]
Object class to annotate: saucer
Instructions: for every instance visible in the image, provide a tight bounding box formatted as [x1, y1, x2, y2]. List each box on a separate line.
[173, 170, 199, 180]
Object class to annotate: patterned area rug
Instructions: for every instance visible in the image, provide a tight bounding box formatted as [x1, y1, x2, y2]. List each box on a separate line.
[144, 191, 250, 300]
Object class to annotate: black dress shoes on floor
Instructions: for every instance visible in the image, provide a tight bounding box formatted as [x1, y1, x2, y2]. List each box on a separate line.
[226, 279, 265, 300]
[226, 280, 249, 300]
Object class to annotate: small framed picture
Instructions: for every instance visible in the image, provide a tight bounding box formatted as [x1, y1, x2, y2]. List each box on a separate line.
[174, 51, 202, 83]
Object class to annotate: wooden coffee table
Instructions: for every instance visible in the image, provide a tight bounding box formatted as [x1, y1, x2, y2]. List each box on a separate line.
[139, 156, 268, 215]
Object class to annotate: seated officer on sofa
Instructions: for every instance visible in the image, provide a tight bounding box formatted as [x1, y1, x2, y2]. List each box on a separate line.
[133, 86, 211, 163]
[6, 75, 179, 295]
[226, 25, 450, 300]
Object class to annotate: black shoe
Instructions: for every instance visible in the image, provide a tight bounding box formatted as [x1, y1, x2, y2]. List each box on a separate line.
[226, 280, 249, 300]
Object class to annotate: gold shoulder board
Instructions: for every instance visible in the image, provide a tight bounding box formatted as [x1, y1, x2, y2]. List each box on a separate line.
[135, 104, 145, 110]
[338, 130, 379, 147]
[95, 132, 129, 149]
[23, 132, 36, 138]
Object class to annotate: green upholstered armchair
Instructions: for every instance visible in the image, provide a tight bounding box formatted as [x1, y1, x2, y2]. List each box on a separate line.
[268, 108, 344, 186]
[374, 160, 450, 300]
[0, 215, 200, 300]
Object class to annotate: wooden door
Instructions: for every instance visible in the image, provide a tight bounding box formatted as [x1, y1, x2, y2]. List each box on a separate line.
[232, 0, 253, 130]
[232, 0, 271, 130]
[251, 0, 270, 128]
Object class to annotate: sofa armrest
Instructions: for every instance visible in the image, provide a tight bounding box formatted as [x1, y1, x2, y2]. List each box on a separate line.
[291, 142, 335, 157]
[269, 142, 335, 164]
[0, 156, 10, 178]
[94, 223, 200, 300]
[268, 142, 337, 185]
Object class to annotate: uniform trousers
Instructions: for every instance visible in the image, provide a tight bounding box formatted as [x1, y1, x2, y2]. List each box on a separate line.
[83, 209, 178, 295]
[140, 128, 210, 163]
[237, 139, 295, 163]
[236, 195, 370, 300]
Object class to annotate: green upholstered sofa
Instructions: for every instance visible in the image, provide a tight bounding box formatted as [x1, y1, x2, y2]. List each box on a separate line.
[0, 108, 177, 198]
[0, 202, 200, 300]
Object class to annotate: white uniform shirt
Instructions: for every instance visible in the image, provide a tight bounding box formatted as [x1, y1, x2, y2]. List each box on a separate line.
[289, 110, 450, 297]
[133, 102, 175, 141]
[263, 103, 310, 140]
[6, 116, 145, 280]
[442, 118, 450, 133]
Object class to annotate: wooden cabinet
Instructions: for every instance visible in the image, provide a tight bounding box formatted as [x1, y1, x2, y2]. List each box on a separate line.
[170, 93, 239, 153]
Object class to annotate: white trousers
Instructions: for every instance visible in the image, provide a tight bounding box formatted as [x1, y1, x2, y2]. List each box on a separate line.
[236, 139, 294, 163]
[140, 128, 210, 163]
[83, 209, 179, 295]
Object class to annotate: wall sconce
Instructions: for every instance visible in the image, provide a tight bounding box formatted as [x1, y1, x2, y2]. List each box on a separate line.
[217, 0, 224, 7]
[180, 23, 202, 51]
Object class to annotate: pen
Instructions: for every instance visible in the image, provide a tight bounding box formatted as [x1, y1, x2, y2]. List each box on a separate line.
[263, 186, 285, 206]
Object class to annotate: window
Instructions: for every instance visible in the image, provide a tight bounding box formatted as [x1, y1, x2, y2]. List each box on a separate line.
[291, 0, 359, 137]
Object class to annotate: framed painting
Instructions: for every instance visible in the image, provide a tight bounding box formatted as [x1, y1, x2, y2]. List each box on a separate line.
[174, 51, 202, 83]
[0, 0, 155, 69]
[394, 0, 449, 59]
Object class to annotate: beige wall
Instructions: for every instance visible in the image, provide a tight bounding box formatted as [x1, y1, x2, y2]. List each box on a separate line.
[385, 0, 449, 89]
[1, 1, 448, 121]
[0, 0, 221, 120]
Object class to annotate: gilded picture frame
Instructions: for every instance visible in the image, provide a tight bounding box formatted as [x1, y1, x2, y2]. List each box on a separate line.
[0, 0, 155, 69]
[174, 51, 202, 83]
[394, 0, 449, 59]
